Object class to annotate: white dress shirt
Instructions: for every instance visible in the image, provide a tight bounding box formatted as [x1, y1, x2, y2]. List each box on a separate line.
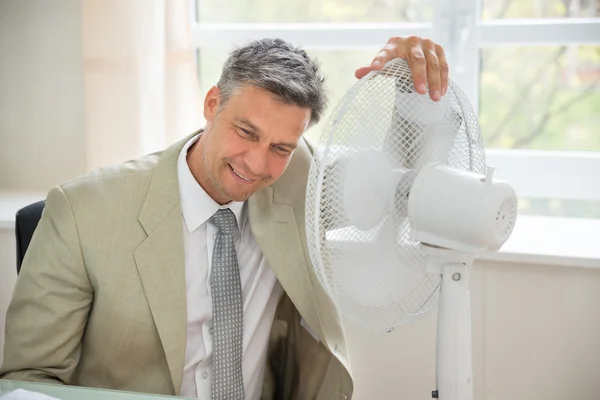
[177, 134, 282, 400]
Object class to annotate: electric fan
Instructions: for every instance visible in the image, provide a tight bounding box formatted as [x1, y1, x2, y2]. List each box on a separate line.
[305, 58, 518, 400]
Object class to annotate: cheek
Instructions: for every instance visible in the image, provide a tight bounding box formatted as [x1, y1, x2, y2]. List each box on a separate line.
[203, 131, 220, 160]
[222, 132, 248, 159]
[267, 155, 291, 180]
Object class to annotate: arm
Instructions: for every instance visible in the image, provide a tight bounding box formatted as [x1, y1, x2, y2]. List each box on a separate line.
[0, 185, 93, 384]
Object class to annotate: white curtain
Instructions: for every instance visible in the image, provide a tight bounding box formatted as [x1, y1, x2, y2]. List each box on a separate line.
[81, 0, 203, 170]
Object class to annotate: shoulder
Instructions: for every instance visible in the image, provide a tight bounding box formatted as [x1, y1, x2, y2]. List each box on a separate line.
[62, 151, 161, 191]
[53, 150, 164, 219]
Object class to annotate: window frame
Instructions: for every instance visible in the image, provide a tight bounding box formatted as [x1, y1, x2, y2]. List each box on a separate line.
[191, 0, 600, 204]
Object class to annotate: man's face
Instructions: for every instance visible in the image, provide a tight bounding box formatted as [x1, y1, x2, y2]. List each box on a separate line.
[192, 83, 311, 204]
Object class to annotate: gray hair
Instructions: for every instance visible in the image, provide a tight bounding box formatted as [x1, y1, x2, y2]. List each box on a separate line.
[216, 38, 327, 127]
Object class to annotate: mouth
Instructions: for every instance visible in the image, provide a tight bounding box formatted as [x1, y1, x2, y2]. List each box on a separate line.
[228, 164, 256, 184]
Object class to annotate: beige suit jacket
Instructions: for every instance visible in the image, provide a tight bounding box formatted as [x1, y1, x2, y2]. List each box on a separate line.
[0, 132, 354, 399]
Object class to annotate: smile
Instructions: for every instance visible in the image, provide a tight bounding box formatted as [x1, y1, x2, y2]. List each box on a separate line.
[228, 164, 255, 183]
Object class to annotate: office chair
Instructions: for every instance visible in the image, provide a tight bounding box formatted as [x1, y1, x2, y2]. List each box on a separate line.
[15, 200, 45, 275]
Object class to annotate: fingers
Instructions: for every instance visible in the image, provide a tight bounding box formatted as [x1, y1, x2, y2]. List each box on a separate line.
[423, 39, 441, 101]
[355, 66, 372, 79]
[355, 43, 396, 79]
[405, 36, 427, 95]
[436, 43, 449, 96]
[371, 43, 396, 70]
[355, 36, 450, 102]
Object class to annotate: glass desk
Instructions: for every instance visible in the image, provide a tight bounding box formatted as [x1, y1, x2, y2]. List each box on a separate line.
[0, 380, 194, 399]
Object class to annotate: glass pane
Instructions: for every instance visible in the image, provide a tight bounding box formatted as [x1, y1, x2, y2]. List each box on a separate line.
[197, 48, 377, 142]
[196, 0, 432, 23]
[481, 0, 600, 19]
[479, 45, 600, 151]
[197, 48, 229, 96]
[518, 198, 600, 219]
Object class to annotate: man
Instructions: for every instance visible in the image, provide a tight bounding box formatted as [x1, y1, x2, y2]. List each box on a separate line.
[1, 36, 448, 399]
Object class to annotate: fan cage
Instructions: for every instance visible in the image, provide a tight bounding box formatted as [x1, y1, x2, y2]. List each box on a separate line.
[306, 58, 486, 331]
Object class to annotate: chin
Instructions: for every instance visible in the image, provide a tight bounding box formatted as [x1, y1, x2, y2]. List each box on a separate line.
[233, 182, 273, 202]
[218, 182, 255, 202]
[230, 193, 253, 202]
[219, 172, 265, 202]
[219, 191, 249, 203]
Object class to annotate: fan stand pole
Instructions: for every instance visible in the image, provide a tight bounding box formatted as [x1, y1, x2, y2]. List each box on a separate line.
[434, 262, 473, 400]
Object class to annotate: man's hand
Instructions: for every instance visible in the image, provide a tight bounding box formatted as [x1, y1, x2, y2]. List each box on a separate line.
[355, 36, 449, 102]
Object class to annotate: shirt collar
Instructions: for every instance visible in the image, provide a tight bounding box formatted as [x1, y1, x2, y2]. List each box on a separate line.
[177, 133, 247, 234]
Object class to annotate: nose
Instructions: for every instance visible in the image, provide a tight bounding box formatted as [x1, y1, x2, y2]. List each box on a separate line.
[243, 144, 269, 177]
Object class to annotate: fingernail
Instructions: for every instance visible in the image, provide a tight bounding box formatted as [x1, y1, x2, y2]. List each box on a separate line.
[432, 90, 441, 101]
[442, 86, 447, 96]
[418, 83, 426, 93]
[372, 60, 381, 68]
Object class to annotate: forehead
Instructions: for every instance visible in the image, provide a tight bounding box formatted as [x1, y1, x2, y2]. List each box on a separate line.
[223, 84, 311, 138]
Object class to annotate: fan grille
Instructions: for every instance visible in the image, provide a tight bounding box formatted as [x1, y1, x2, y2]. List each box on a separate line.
[306, 58, 486, 331]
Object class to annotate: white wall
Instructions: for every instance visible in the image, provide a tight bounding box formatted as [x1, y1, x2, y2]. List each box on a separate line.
[0, 0, 86, 191]
[0, 0, 85, 368]
[344, 260, 600, 400]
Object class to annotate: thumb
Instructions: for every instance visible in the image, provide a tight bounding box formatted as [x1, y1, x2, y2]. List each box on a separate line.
[355, 66, 372, 79]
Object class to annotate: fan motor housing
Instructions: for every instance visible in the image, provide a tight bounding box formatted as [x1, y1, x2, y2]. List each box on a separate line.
[408, 162, 518, 253]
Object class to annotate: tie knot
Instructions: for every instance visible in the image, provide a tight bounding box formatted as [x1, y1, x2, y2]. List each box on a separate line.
[210, 208, 237, 234]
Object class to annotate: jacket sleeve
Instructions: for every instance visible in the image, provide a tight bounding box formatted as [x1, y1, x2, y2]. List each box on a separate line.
[0, 185, 93, 384]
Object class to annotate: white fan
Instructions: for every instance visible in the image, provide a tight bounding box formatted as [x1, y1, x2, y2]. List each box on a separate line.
[305, 58, 518, 400]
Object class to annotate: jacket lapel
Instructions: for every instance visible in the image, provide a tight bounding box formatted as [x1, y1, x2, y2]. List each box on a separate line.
[251, 138, 355, 398]
[248, 138, 327, 345]
[133, 134, 195, 395]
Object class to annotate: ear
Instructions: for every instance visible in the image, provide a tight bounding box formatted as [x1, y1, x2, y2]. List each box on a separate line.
[203, 85, 220, 123]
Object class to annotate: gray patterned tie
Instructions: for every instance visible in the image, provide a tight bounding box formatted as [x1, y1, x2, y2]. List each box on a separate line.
[210, 208, 245, 400]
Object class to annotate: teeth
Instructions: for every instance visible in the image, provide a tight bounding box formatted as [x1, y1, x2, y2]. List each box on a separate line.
[232, 167, 251, 181]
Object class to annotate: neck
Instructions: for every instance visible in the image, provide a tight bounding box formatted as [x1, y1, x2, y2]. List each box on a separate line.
[187, 135, 231, 206]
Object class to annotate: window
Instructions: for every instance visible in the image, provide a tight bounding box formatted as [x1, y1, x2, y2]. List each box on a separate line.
[192, 0, 600, 219]
[473, 0, 600, 218]
[481, 0, 599, 19]
[196, 0, 433, 23]
[480, 45, 600, 152]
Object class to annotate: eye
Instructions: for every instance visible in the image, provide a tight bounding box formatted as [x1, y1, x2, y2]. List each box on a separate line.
[237, 126, 257, 141]
[273, 145, 291, 156]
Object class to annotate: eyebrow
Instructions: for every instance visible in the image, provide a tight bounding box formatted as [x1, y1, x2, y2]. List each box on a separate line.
[235, 117, 298, 150]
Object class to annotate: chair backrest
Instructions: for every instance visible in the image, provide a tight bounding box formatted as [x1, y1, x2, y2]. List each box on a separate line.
[15, 200, 46, 274]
